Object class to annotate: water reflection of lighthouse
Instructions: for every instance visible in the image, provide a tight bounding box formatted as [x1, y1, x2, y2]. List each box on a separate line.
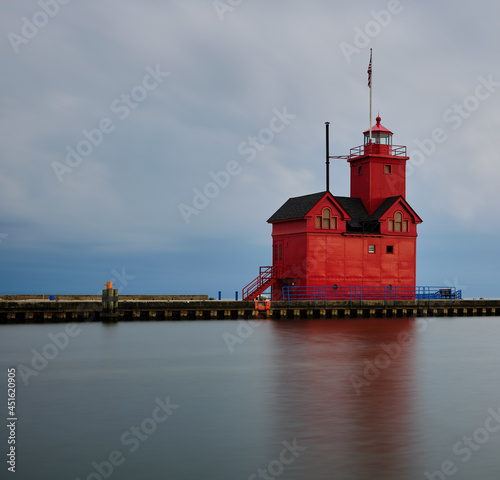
[267, 318, 419, 479]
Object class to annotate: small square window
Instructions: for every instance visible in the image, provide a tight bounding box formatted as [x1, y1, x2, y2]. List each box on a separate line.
[358, 166, 363, 175]
[368, 245, 376, 254]
[386, 245, 394, 254]
[384, 165, 392, 174]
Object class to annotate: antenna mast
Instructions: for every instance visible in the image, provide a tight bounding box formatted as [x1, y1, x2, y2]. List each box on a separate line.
[325, 122, 330, 192]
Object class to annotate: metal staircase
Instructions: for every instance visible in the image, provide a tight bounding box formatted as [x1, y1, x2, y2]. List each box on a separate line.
[242, 266, 279, 301]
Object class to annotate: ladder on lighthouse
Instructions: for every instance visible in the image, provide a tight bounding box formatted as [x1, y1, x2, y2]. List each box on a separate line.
[242, 266, 279, 301]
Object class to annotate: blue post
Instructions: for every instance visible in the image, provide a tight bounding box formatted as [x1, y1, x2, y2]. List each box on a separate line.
[218, 291, 221, 300]
[235, 291, 238, 301]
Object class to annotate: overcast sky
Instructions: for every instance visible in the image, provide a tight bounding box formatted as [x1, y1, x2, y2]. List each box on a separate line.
[1, 0, 499, 298]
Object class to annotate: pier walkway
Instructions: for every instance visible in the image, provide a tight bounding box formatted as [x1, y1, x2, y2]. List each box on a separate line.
[1, 296, 500, 323]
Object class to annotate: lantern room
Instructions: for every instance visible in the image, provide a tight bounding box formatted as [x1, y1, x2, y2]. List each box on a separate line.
[364, 116, 392, 144]
[363, 116, 393, 155]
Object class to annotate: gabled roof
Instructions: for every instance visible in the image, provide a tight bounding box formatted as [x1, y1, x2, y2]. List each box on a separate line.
[368, 196, 400, 221]
[267, 192, 326, 223]
[267, 192, 422, 231]
[267, 191, 366, 224]
[369, 195, 423, 223]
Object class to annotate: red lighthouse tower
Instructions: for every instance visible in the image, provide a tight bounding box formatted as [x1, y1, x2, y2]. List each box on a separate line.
[350, 116, 408, 215]
[242, 116, 422, 301]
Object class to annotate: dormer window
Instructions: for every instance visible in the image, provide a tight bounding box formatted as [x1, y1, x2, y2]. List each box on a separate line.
[395, 212, 402, 231]
[316, 208, 337, 230]
[388, 211, 409, 233]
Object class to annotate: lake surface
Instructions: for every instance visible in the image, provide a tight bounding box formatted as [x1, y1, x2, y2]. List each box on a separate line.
[1, 317, 500, 480]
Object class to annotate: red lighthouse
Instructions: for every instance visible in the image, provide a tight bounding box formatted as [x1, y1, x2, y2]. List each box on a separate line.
[242, 116, 422, 301]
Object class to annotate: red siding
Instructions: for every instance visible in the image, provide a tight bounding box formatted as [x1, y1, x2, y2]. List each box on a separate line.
[271, 229, 417, 300]
[350, 157, 407, 215]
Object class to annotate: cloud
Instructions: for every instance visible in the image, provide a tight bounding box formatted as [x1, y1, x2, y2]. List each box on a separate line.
[1, 0, 500, 295]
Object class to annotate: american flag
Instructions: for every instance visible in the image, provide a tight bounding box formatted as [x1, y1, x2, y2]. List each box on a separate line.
[367, 50, 372, 88]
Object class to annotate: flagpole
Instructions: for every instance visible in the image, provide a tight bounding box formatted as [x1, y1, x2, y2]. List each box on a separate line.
[369, 48, 373, 143]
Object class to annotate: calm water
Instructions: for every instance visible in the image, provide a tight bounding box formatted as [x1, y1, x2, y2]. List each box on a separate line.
[1, 318, 500, 480]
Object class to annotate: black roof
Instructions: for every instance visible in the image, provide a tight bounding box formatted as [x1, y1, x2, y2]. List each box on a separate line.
[268, 191, 374, 223]
[267, 192, 326, 223]
[335, 197, 370, 222]
[368, 196, 400, 221]
[267, 192, 405, 233]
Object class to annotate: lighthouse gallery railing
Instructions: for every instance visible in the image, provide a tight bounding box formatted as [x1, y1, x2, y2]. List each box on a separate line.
[348, 144, 407, 158]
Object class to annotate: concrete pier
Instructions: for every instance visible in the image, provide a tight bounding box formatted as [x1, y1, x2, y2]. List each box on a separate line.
[1, 296, 499, 323]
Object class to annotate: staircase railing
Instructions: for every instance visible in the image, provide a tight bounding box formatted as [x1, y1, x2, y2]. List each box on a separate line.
[242, 266, 279, 301]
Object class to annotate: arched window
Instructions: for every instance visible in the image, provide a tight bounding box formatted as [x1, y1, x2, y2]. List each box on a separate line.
[315, 208, 337, 230]
[395, 212, 402, 232]
[323, 208, 331, 229]
[388, 211, 409, 233]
